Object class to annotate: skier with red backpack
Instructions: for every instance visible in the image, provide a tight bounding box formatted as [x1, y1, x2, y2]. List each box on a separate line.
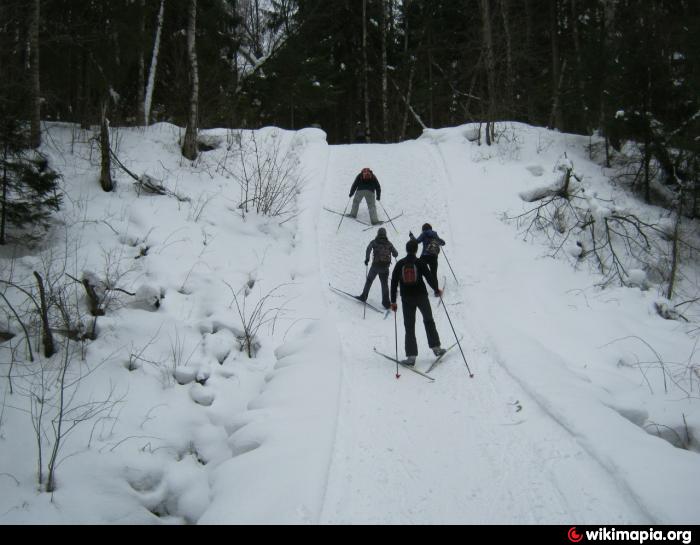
[390, 239, 446, 366]
[356, 227, 398, 309]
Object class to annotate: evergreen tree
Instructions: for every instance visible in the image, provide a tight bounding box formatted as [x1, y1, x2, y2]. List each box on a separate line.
[0, 115, 61, 245]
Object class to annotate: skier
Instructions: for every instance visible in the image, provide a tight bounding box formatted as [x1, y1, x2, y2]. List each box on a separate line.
[409, 223, 445, 293]
[354, 122, 366, 143]
[390, 239, 446, 366]
[355, 227, 398, 309]
[348, 167, 381, 225]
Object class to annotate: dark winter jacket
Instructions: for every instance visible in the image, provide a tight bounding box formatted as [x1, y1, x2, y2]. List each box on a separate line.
[349, 173, 381, 200]
[365, 236, 398, 268]
[390, 254, 439, 303]
[410, 229, 445, 257]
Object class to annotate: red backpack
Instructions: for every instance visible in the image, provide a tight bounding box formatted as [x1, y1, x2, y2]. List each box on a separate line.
[401, 262, 418, 285]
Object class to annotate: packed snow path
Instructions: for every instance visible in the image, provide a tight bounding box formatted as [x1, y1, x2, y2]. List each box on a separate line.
[316, 141, 647, 524]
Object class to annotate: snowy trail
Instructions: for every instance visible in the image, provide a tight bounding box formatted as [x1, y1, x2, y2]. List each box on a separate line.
[316, 141, 648, 524]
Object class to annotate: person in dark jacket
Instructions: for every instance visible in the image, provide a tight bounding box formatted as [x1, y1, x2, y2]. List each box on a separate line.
[390, 239, 446, 365]
[409, 223, 446, 293]
[348, 167, 381, 225]
[354, 122, 366, 143]
[356, 227, 398, 309]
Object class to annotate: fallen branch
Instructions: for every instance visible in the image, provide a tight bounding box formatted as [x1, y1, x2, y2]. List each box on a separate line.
[109, 147, 190, 202]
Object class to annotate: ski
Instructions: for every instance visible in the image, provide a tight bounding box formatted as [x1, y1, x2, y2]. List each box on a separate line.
[373, 348, 435, 382]
[361, 212, 404, 231]
[426, 335, 464, 373]
[328, 283, 384, 314]
[323, 207, 371, 226]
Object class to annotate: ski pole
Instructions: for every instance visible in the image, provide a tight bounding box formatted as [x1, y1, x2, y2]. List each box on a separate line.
[378, 201, 399, 233]
[442, 249, 459, 285]
[336, 197, 351, 233]
[394, 305, 400, 379]
[363, 264, 368, 320]
[438, 294, 473, 378]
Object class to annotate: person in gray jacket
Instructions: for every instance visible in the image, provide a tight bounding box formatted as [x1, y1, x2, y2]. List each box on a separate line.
[356, 227, 398, 309]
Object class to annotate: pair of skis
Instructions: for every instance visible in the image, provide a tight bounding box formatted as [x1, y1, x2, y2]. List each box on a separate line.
[373, 335, 462, 381]
[323, 207, 403, 231]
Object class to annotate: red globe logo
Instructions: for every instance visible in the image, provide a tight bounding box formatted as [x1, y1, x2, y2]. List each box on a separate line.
[568, 527, 584, 543]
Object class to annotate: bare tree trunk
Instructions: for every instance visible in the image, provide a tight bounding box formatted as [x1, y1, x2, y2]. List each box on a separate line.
[666, 186, 683, 300]
[400, 62, 416, 141]
[144, 0, 165, 126]
[570, 0, 589, 133]
[391, 77, 426, 131]
[381, 0, 389, 142]
[29, 0, 41, 148]
[79, 51, 90, 130]
[524, 0, 536, 123]
[1, 146, 8, 245]
[362, 0, 371, 143]
[427, 33, 434, 127]
[182, 0, 199, 160]
[136, 0, 146, 125]
[499, 0, 514, 116]
[479, 0, 496, 145]
[254, 0, 262, 58]
[33, 271, 55, 358]
[399, 0, 413, 141]
[99, 103, 114, 192]
[599, 0, 616, 166]
[549, 0, 564, 130]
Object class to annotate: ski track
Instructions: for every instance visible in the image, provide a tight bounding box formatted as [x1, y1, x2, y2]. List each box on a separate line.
[316, 141, 648, 524]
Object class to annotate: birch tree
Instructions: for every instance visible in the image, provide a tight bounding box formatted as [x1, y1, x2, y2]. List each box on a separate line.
[137, 0, 146, 124]
[144, 0, 165, 126]
[479, 0, 496, 145]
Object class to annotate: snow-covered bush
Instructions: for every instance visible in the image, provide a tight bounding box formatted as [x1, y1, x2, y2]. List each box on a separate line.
[224, 129, 305, 220]
[508, 155, 679, 294]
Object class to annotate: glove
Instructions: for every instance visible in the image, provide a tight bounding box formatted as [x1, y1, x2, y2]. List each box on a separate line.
[409, 231, 414, 238]
[364, 260, 369, 266]
[434, 289, 443, 298]
[348, 193, 353, 198]
[390, 303, 397, 312]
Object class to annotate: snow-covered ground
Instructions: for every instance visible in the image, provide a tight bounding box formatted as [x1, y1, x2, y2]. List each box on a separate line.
[0, 121, 698, 524]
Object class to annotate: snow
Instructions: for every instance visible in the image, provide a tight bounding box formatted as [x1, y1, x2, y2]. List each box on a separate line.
[0, 120, 698, 524]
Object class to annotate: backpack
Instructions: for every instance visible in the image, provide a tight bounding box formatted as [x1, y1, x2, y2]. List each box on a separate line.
[401, 262, 419, 285]
[373, 241, 392, 265]
[425, 236, 441, 256]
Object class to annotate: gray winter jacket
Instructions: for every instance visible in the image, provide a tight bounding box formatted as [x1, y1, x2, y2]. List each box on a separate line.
[365, 236, 398, 268]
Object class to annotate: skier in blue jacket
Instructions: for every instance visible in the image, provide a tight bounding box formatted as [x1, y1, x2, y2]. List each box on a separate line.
[409, 223, 445, 294]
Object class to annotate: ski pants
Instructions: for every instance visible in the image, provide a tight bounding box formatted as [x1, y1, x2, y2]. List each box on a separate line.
[421, 254, 439, 288]
[401, 293, 441, 357]
[350, 190, 380, 224]
[361, 264, 390, 306]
